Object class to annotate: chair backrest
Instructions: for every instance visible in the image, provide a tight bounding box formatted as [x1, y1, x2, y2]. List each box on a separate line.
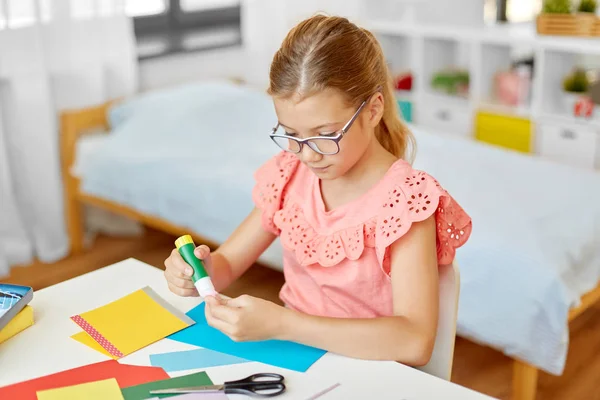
[416, 261, 461, 381]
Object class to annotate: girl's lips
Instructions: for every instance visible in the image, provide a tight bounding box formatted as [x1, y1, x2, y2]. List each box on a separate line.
[310, 165, 330, 172]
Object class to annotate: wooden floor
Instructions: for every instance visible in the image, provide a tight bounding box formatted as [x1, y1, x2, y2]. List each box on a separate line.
[4, 228, 600, 400]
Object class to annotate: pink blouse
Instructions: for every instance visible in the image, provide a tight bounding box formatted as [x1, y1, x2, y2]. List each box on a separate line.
[252, 151, 472, 318]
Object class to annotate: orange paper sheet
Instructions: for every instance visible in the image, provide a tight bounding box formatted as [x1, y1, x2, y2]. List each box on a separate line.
[36, 378, 124, 400]
[70, 286, 194, 358]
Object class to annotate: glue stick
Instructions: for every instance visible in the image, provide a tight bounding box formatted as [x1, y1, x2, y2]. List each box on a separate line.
[175, 234, 217, 298]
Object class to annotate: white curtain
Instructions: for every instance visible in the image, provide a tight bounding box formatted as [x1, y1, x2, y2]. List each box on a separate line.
[0, 0, 138, 277]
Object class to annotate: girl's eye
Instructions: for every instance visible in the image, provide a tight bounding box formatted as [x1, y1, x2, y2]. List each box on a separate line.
[285, 131, 297, 137]
[319, 132, 337, 138]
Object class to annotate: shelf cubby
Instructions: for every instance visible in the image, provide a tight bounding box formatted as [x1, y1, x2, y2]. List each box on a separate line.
[477, 42, 535, 116]
[422, 37, 471, 99]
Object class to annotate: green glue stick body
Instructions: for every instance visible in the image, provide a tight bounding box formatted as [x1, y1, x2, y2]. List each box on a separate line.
[175, 234, 217, 298]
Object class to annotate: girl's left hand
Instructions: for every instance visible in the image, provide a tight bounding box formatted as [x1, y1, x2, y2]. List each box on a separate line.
[204, 295, 288, 342]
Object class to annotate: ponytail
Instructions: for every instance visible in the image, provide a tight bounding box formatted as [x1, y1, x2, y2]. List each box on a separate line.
[376, 76, 416, 162]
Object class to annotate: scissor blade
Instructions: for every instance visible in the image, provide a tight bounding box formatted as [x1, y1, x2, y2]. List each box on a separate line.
[149, 385, 224, 394]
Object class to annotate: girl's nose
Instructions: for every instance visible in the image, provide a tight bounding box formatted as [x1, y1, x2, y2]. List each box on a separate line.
[300, 143, 322, 163]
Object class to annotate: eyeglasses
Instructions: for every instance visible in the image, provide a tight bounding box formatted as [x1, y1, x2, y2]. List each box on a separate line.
[269, 100, 367, 155]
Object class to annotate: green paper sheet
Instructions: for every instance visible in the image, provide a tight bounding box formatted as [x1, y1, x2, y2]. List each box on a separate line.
[120, 371, 212, 400]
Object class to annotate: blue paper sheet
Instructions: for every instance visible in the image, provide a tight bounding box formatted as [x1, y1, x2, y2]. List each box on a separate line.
[167, 303, 327, 372]
[150, 348, 249, 372]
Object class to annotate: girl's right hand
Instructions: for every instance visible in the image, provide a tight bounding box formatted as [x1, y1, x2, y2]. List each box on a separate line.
[164, 244, 213, 297]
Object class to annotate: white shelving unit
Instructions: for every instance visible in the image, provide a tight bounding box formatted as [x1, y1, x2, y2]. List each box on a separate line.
[367, 19, 600, 170]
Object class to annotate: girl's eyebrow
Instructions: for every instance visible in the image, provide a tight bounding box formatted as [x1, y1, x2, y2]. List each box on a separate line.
[278, 121, 342, 131]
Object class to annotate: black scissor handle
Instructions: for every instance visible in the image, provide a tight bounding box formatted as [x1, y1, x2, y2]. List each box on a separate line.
[227, 373, 285, 386]
[225, 373, 286, 397]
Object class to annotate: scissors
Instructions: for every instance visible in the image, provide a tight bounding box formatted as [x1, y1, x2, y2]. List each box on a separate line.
[148, 372, 286, 398]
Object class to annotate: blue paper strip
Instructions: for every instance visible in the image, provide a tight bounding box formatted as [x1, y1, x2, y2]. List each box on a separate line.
[167, 303, 327, 372]
[150, 348, 249, 372]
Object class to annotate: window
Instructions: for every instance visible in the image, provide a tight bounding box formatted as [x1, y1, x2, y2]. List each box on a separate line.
[180, 0, 239, 12]
[485, 0, 543, 23]
[125, 0, 168, 17]
[0, 0, 53, 29]
[127, 0, 242, 60]
[506, 0, 542, 22]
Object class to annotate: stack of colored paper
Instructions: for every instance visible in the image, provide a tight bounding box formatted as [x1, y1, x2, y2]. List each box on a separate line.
[70, 286, 194, 358]
[0, 360, 169, 400]
[19, 371, 223, 400]
[0, 305, 34, 344]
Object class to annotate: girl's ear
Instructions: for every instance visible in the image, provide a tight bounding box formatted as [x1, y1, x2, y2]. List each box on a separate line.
[367, 91, 385, 128]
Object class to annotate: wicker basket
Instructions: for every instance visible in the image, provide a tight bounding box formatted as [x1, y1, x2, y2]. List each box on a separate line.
[536, 13, 598, 36]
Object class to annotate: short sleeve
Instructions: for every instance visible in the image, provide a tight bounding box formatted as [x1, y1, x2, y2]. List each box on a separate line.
[251, 151, 300, 235]
[375, 168, 472, 272]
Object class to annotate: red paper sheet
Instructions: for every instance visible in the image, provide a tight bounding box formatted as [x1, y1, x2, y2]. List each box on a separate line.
[0, 360, 169, 400]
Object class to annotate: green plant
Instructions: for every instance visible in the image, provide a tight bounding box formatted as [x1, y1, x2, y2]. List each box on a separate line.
[578, 0, 597, 12]
[431, 69, 470, 96]
[563, 68, 590, 93]
[543, 0, 573, 13]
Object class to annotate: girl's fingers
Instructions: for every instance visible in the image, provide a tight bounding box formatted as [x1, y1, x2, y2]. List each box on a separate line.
[167, 282, 199, 297]
[207, 301, 239, 324]
[164, 269, 196, 290]
[194, 244, 211, 259]
[194, 245, 215, 275]
[206, 307, 236, 336]
[167, 248, 194, 278]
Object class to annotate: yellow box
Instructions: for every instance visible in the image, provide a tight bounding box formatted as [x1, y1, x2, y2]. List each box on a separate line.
[475, 111, 533, 153]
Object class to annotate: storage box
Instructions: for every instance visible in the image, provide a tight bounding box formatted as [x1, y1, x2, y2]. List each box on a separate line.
[397, 99, 413, 122]
[475, 111, 532, 153]
[537, 120, 599, 169]
[419, 95, 472, 137]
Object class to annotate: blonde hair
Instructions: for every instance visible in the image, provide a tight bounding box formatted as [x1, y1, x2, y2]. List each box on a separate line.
[268, 14, 415, 162]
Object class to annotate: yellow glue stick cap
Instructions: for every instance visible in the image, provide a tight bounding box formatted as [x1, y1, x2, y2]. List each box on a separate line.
[175, 234, 194, 249]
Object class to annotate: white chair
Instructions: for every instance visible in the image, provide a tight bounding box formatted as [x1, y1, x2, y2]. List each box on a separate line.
[416, 261, 461, 381]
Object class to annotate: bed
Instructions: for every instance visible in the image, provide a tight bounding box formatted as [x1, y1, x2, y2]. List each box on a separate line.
[61, 79, 600, 400]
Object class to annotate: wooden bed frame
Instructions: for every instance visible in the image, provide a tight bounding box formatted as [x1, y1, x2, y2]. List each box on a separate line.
[60, 101, 600, 400]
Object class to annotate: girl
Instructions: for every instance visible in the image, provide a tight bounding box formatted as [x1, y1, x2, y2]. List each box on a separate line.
[163, 14, 472, 367]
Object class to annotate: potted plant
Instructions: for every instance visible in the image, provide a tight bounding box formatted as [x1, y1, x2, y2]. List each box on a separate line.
[578, 0, 597, 13]
[562, 68, 590, 114]
[543, 0, 572, 13]
[431, 68, 469, 98]
[537, 0, 597, 35]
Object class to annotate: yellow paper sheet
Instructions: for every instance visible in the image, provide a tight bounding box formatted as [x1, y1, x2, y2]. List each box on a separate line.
[36, 378, 124, 400]
[71, 331, 116, 359]
[71, 286, 194, 357]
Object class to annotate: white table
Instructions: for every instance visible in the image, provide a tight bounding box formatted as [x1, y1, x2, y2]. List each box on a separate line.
[0, 258, 495, 399]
